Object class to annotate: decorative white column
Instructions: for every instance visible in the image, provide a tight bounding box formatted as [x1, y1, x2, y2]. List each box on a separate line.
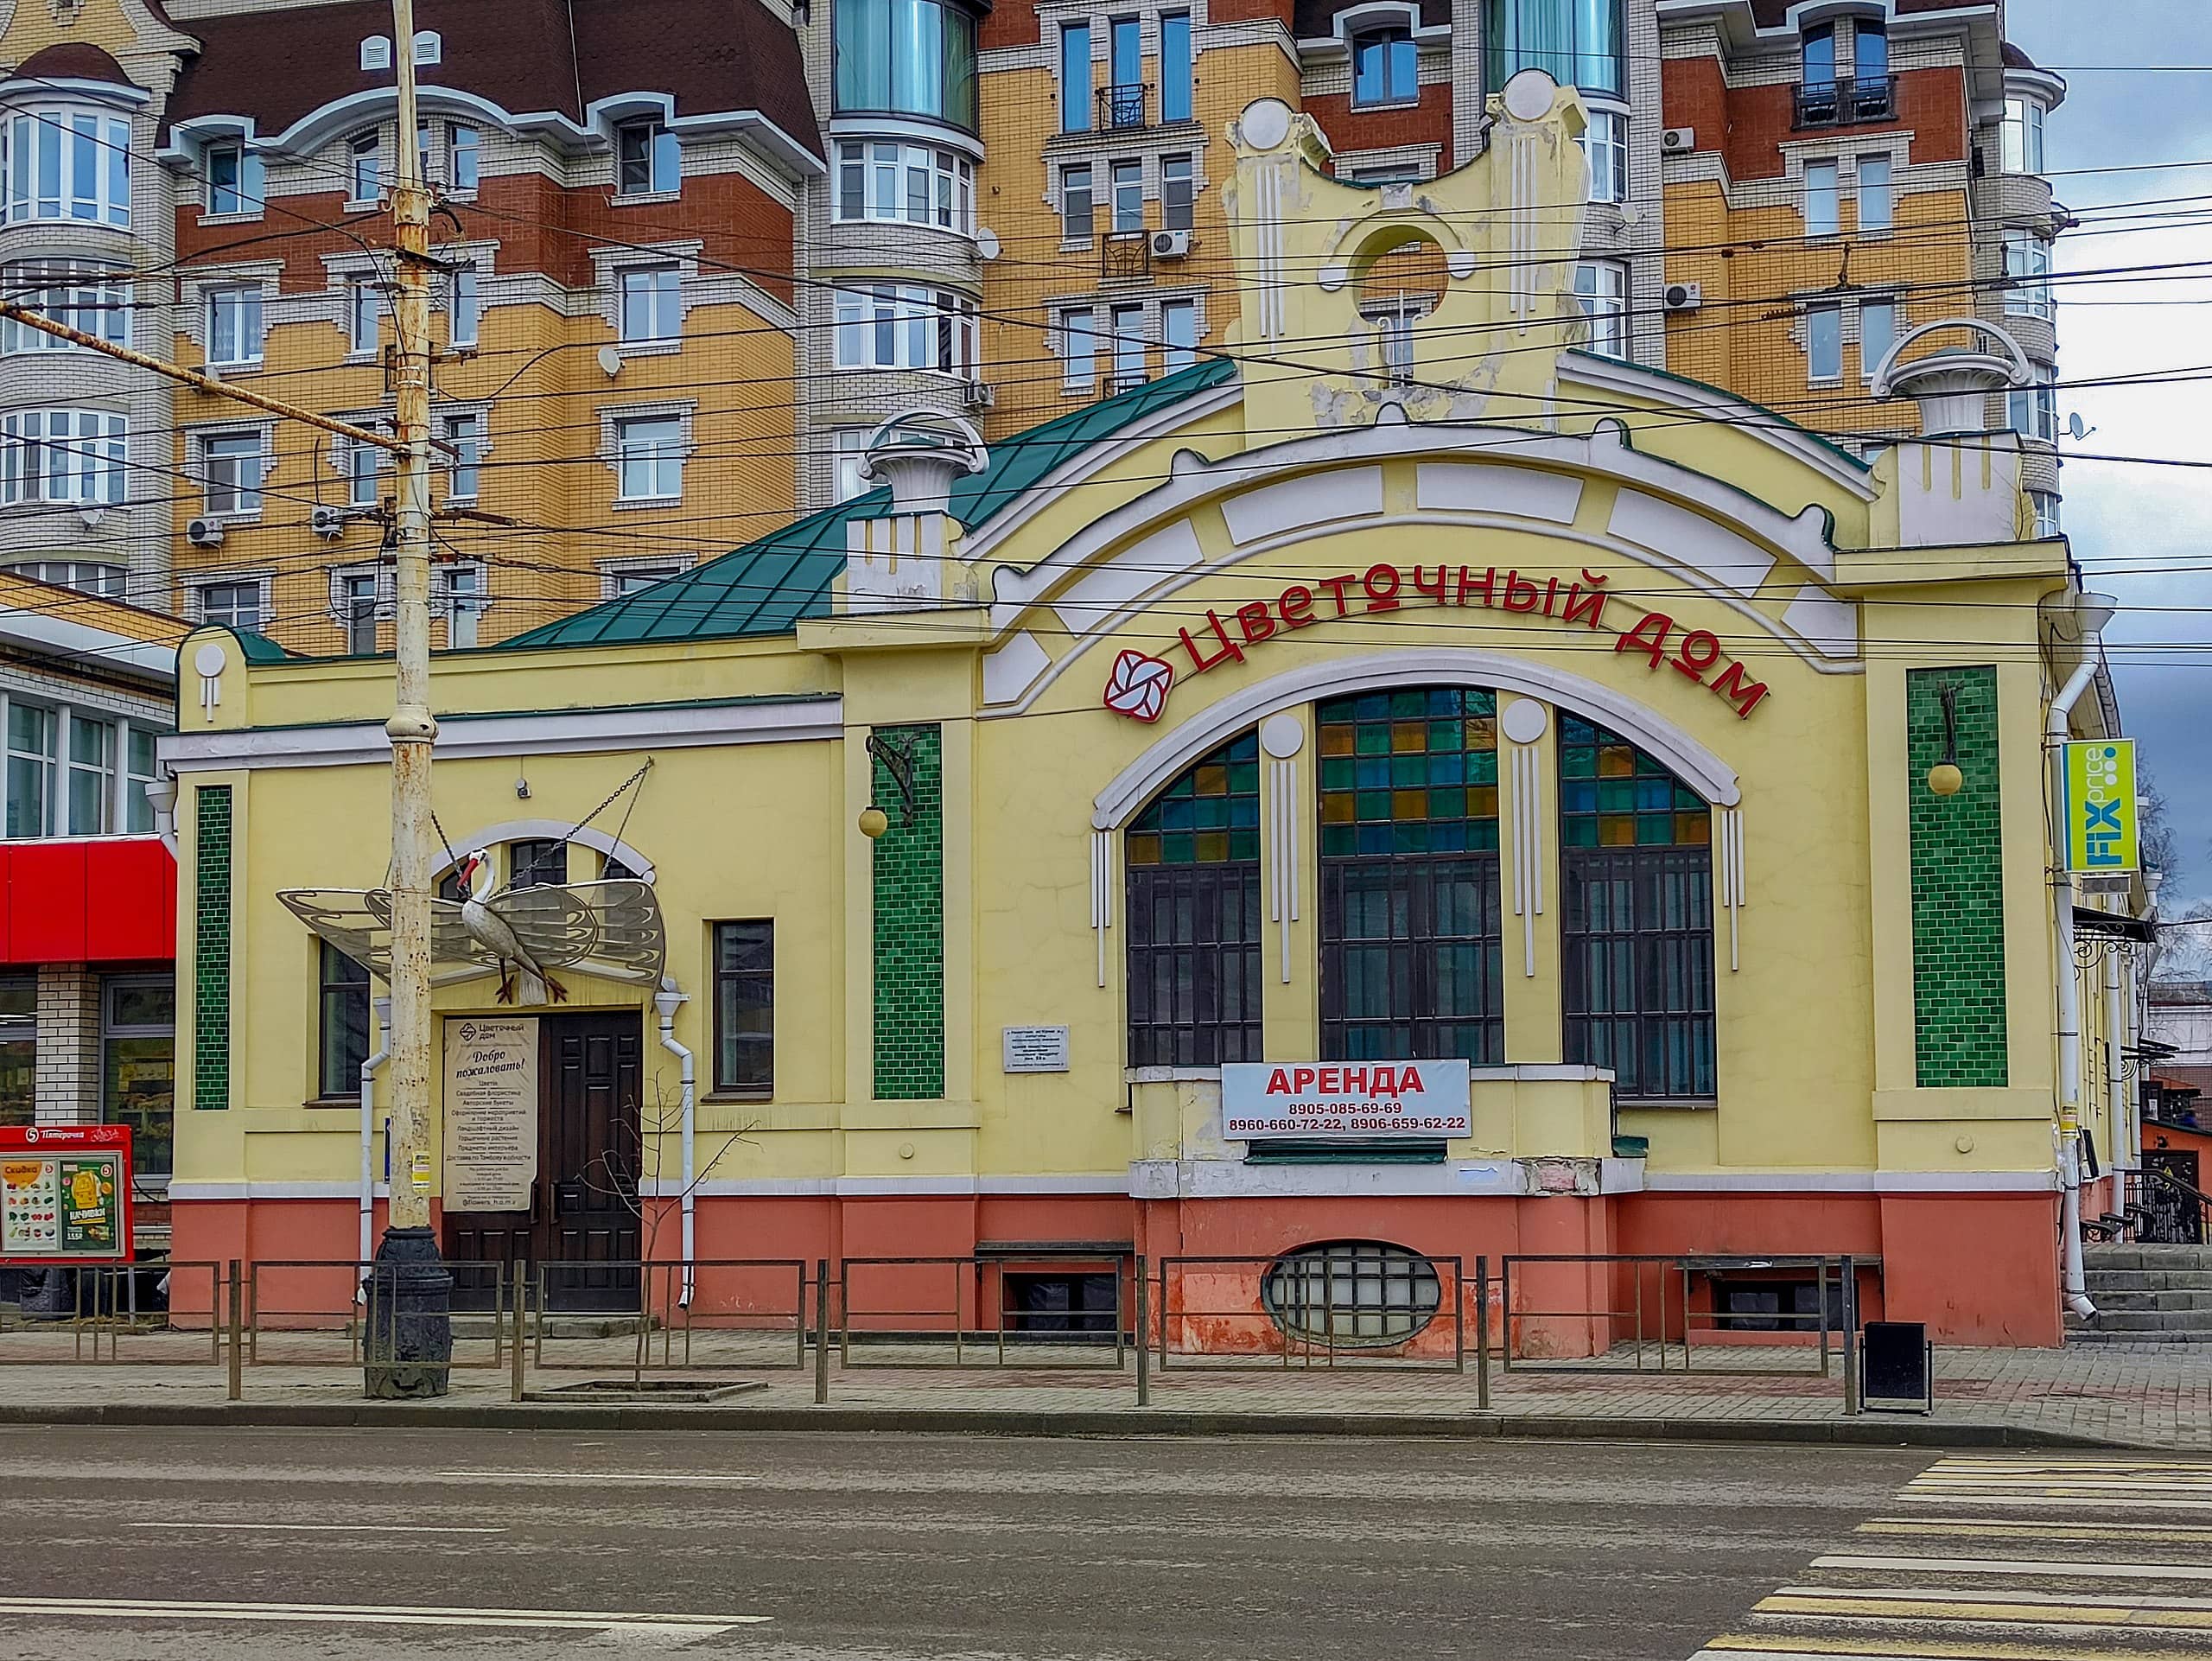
[1718, 805, 1745, 972]
[1500, 697, 1549, 978]
[1261, 714, 1305, 983]
[1090, 827, 1113, 990]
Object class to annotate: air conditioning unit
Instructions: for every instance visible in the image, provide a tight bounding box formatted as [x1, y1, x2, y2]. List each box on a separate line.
[1150, 229, 1192, 259]
[310, 505, 349, 540]
[185, 517, 226, 548]
[962, 379, 995, 411]
[1663, 282, 1703, 312]
[1662, 127, 1697, 153]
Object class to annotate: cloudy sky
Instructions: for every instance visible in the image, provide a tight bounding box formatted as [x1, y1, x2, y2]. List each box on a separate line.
[2008, 2, 2212, 907]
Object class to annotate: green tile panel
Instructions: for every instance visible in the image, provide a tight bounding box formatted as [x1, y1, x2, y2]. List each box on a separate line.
[872, 725, 945, 1101]
[1908, 667, 2008, 1087]
[193, 785, 232, 1111]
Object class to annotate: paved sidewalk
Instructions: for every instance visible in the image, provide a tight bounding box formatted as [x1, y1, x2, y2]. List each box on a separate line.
[1, 1329, 2205, 1448]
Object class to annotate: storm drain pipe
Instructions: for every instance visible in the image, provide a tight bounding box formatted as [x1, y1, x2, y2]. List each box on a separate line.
[2050, 594, 2116, 1321]
[357, 996, 392, 1301]
[2106, 948, 2130, 1182]
[654, 981, 696, 1308]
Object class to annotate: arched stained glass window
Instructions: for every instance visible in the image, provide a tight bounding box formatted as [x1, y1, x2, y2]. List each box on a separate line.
[1558, 715, 1715, 1099]
[1317, 688, 1503, 1063]
[1125, 732, 1262, 1067]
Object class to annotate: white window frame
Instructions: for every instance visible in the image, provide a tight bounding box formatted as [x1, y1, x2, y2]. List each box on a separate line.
[2031, 490, 2062, 538]
[618, 264, 683, 345]
[442, 410, 485, 503]
[1350, 26, 1419, 110]
[1108, 302, 1146, 391]
[2009, 364, 2058, 443]
[1, 261, 130, 353]
[1855, 153, 1892, 232]
[2002, 98, 2046, 175]
[3, 560, 124, 597]
[1060, 305, 1098, 395]
[447, 123, 480, 194]
[832, 427, 874, 503]
[4, 703, 57, 840]
[1109, 157, 1143, 234]
[436, 561, 486, 648]
[199, 428, 266, 518]
[1805, 300, 1843, 382]
[832, 140, 975, 237]
[448, 262, 480, 349]
[347, 278, 381, 356]
[202, 141, 264, 219]
[2005, 231, 2055, 320]
[205, 283, 264, 368]
[346, 428, 386, 508]
[0, 410, 127, 506]
[1580, 106, 1629, 206]
[1060, 161, 1095, 245]
[195, 576, 268, 632]
[65, 713, 116, 837]
[1573, 261, 1629, 360]
[598, 555, 688, 599]
[1162, 296, 1199, 373]
[1161, 152, 1195, 232]
[832, 284, 977, 374]
[1858, 296, 1896, 381]
[2, 106, 132, 228]
[615, 119, 678, 198]
[347, 133, 381, 207]
[612, 412, 688, 503]
[1804, 159, 1840, 237]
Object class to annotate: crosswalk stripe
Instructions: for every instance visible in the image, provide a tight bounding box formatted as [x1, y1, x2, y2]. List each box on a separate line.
[1775, 1585, 2212, 1613]
[1700, 1640, 2196, 1661]
[1758, 1594, 2212, 1629]
[0, 1595, 772, 1636]
[1814, 1556, 2212, 1582]
[1859, 1518, 2212, 1545]
[1895, 1494, 2212, 1513]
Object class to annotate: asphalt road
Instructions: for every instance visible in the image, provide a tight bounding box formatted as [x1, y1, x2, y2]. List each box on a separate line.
[0, 1428, 1956, 1658]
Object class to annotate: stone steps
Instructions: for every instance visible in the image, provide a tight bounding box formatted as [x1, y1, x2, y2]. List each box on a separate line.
[2070, 1244, 2212, 1343]
[2078, 1270, 2212, 1294]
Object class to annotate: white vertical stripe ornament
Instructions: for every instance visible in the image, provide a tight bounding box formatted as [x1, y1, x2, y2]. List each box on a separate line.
[1090, 827, 1112, 988]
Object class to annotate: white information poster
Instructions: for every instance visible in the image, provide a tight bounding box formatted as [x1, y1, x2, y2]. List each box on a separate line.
[1002, 1027, 1071, 1073]
[1221, 1060, 1471, 1141]
[441, 1016, 539, 1212]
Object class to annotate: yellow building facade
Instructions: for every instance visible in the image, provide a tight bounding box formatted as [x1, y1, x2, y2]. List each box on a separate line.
[163, 80, 2137, 1349]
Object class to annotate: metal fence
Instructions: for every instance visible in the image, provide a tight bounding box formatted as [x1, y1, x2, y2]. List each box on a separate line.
[0, 1260, 224, 1365]
[247, 1258, 518, 1371]
[1150, 1254, 1470, 1373]
[531, 1259, 810, 1373]
[838, 1254, 1131, 1370]
[1497, 1253, 1861, 1377]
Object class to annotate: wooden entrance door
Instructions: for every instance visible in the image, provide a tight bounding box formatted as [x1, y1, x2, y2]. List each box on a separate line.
[440, 1011, 643, 1311]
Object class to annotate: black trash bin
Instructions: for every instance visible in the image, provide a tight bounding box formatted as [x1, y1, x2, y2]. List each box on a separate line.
[1860, 1319, 1933, 1414]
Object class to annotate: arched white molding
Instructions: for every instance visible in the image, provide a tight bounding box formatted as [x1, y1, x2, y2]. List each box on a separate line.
[1090, 650, 1741, 830]
[990, 418, 1840, 641]
[430, 818, 656, 883]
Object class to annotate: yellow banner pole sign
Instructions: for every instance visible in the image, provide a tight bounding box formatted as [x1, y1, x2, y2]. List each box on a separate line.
[2063, 738, 2139, 874]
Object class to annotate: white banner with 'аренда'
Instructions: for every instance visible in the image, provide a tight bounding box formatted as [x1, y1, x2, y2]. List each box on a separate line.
[1220, 1060, 1471, 1141]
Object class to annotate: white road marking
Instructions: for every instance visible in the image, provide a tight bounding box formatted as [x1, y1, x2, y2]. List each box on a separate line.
[1776, 1583, 2212, 1611]
[1896, 1493, 2212, 1512]
[433, 1468, 760, 1484]
[1814, 1553, 2212, 1581]
[0, 1595, 769, 1637]
[130, 1522, 505, 1536]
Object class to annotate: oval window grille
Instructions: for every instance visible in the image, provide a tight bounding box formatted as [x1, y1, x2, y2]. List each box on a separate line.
[1261, 1239, 1441, 1348]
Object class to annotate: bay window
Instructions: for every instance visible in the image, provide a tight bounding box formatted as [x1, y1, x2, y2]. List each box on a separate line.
[833, 141, 974, 234]
[3, 106, 132, 226]
[1, 410, 127, 506]
[1573, 260, 1628, 360]
[1581, 107, 1628, 204]
[834, 0, 980, 131]
[1, 261, 130, 353]
[832, 283, 978, 373]
[1484, 0, 1624, 100]
[2002, 98, 2046, 175]
[2005, 232, 2055, 319]
[1559, 716, 1715, 1101]
[2009, 364, 2057, 442]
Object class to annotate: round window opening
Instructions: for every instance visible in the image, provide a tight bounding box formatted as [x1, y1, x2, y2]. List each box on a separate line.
[1261, 1240, 1442, 1349]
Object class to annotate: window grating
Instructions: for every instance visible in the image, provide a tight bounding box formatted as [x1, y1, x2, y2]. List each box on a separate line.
[1262, 1240, 1441, 1346]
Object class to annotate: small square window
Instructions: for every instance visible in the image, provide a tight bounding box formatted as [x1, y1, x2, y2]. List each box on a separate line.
[198, 579, 263, 631]
[614, 414, 684, 500]
[619, 264, 683, 342]
[616, 120, 678, 196]
[206, 284, 263, 367]
[201, 430, 264, 516]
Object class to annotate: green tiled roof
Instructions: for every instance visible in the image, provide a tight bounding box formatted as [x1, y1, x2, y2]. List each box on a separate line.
[500, 358, 1238, 651]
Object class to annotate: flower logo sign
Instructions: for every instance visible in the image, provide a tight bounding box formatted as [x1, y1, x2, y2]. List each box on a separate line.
[1102, 650, 1174, 723]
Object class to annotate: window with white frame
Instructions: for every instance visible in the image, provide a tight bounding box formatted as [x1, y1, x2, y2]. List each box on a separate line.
[4, 561, 124, 597]
[0, 261, 130, 353]
[126, 728, 156, 833]
[1573, 261, 1628, 360]
[1, 410, 126, 506]
[449, 263, 480, 349]
[202, 142, 264, 216]
[1060, 162, 1095, 244]
[832, 284, 977, 373]
[1162, 154, 1194, 232]
[347, 133, 380, 205]
[616, 119, 677, 196]
[1109, 302, 1145, 390]
[2009, 363, 2057, 442]
[1109, 158, 1142, 234]
[1805, 300, 1842, 380]
[1365, 294, 1422, 383]
[439, 563, 486, 648]
[340, 571, 378, 653]
[1804, 159, 1840, 236]
[66, 715, 115, 836]
[5, 705, 55, 839]
[1060, 22, 1093, 134]
[1856, 154, 1892, 232]
[346, 430, 385, 507]
[1061, 305, 1098, 393]
[614, 414, 685, 500]
[618, 264, 681, 343]
[1162, 298, 1198, 372]
[448, 124, 480, 192]
[2005, 231, 2055, 318]
[196, 578, 263, 630]
[833, 141, 974, 234]
[602, 559, 684, 597]
[442, 412, 481, 500]
[1859, 296, 1896, 379]
[2001, 97, 2045, 175]
[348, 279, 381, 354]
[1351, 27, 1418, 107]
[3, 107, 132, 227]
[2031, 490, 2062, 538]
[833, 427, 873, 502]
[206, 283, 264, 367]
[200, 430, 264, 516]
[1581, 108, 1628, 205]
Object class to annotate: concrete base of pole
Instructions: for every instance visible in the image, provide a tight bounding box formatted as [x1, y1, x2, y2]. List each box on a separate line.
[363, 1225, 454, 1398]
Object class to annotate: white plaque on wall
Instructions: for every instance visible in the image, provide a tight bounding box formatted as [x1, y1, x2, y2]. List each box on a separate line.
[1002, 1026, 1071, 1074]
[441, 1016, 539, 1212]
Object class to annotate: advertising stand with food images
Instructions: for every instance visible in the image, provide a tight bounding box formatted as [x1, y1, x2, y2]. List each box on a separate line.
[0, 1125, 134, 1264]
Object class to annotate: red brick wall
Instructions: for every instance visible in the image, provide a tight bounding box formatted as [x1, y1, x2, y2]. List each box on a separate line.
[981, 3, 1039, 50]
[1715, 66, 1967, 183]
[1306, 86, 1453, 160]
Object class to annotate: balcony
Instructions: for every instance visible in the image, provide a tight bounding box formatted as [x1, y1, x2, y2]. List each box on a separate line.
[1793, 76, 1897, 130]
[1100, 232, 1150, 282]
[1096, 82, 1149, 131]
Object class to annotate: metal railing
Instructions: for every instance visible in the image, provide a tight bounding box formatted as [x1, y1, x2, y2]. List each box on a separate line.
[1150, 1254, 1468, 1373]
[1096, 81, 1148, 130]
[2135, 1166, 2212, 1244]
[246, 1258, 515, 1371]
[1498, 1253, 1859, 1377]
[0, 1260, 223, 1365]
[838, 1253, 1130, 1370]
[1100, 231, 1151, 281]
[531, 1258, 810, 1372]
[1794, 75, 1897, 129]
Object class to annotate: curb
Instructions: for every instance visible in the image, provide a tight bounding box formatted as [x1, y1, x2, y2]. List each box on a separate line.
[0, 1401, 2133, 1448]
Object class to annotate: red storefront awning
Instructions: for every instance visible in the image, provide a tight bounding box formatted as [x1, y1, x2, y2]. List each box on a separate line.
[0, 837, 175, 965]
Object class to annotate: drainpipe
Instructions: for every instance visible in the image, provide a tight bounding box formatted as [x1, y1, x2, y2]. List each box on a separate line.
[2050, 592, 2117, 1321]
[2106, 948, 2129, 1185]
[358, 996, 392, 1300]
[654, 981, 695, 1308]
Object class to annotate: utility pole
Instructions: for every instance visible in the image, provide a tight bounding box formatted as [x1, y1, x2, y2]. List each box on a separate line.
[365, 0, 454, 1397]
